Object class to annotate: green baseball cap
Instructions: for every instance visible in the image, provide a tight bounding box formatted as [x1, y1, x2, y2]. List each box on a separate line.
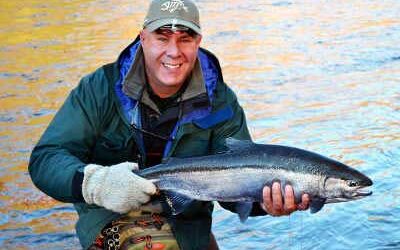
[143, 0, 201, 35]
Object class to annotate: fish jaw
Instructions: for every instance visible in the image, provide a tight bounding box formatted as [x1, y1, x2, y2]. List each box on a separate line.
[323, 176, 373, 204]
[325, 186, 373, 203]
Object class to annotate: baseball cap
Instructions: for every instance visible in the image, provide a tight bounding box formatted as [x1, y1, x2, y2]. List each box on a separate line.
[143, 0, 201, 35]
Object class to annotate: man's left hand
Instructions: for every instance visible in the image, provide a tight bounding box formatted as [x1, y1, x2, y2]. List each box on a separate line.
[260, 182, 310, 216]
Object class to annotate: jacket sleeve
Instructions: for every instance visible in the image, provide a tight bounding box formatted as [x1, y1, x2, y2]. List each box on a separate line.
[28, 68, 110, 203]
[210, 83, 267, 216]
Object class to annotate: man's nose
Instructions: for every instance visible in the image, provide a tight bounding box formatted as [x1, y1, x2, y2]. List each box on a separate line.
[165, 40, 181, 58]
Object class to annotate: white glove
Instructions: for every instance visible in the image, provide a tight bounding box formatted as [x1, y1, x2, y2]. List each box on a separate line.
[82, 162, 156, 213]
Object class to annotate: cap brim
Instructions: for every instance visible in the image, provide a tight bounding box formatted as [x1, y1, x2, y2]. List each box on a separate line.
[145, 19, 202, 35]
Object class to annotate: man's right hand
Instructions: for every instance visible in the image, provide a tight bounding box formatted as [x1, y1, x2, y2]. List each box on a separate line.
[82, 162, 157, 213]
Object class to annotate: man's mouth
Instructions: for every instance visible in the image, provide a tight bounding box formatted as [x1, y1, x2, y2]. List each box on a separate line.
[162, 62, 182, 69]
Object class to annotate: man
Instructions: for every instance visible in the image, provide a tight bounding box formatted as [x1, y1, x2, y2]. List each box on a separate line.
[29, 0, 309, 249]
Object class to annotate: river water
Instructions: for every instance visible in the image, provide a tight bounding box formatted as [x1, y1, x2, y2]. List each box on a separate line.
[0, 0, 399, 249]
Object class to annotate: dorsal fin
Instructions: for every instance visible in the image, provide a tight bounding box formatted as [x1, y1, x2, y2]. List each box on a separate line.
[225, 138, 255, 152]
[161, 157, 180, 164]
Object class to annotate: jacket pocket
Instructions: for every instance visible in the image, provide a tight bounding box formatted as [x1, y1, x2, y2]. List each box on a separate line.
[91, 134, 134, 165]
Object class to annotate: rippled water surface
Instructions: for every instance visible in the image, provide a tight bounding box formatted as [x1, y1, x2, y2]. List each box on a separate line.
[1, 1, 399, 249]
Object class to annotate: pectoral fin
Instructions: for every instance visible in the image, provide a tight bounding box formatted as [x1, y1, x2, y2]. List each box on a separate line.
[163, 191, 194, 215]
[310, 197, 327, 213]
[225, 138, 255, 153]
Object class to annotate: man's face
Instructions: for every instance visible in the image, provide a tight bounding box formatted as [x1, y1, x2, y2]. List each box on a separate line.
[140, 28, 202, 97]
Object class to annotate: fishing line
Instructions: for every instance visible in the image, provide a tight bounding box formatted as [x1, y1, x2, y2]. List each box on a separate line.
[288, 214, 293, 250]
[300, 213, 303, 250]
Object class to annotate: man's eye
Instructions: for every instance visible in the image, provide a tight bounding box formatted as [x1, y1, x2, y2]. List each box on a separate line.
[157, 37, 168, 42]
[181, 38, 193, 43]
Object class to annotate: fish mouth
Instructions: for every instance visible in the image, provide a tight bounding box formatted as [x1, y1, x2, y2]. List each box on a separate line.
[346, 186, 373, 200]
[326, 187, 372, 203]
[354, 188, 373, 197]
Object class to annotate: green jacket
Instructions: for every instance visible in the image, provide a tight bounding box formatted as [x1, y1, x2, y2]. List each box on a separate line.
[29, 39, 253, 249]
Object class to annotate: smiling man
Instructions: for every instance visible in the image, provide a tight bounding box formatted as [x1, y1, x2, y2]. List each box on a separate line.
[140, 27, 201, 97]
[29, 1, 309, 249]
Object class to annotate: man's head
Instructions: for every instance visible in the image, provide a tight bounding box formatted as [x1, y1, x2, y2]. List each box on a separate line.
[140, 0, 202, 97]
[143, 0, 201, 35]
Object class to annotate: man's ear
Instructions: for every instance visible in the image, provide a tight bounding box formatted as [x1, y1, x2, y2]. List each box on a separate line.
[196, 35, 202, 46]
[139, 29, 146, 43]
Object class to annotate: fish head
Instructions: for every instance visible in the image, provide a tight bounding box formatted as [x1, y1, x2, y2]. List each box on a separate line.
[323, 165, 373, 203]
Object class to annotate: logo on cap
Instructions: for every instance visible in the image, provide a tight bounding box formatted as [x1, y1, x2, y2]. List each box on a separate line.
[161, 0, 189, 13]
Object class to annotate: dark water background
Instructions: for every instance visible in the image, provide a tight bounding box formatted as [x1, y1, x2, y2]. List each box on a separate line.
[1, 1, 399, 249]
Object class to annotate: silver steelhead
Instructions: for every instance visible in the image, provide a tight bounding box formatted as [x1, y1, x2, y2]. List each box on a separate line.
[138, 139, 373, 221]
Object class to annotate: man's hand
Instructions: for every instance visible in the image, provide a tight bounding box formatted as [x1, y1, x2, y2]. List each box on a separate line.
[82, 162, 157, 213]
[260, 182, 310, 216]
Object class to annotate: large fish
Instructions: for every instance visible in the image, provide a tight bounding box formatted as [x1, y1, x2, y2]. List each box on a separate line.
[138, 139, 373, 221]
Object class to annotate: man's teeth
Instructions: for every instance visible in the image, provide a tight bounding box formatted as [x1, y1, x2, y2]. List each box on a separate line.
[163, 63, 181, 69]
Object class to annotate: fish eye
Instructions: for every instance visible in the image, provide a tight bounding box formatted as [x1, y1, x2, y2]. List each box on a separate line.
[347, 180, 358, 187]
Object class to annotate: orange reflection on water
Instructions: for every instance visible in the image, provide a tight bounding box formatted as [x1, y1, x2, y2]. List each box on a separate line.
[1, 0, 399, 248]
